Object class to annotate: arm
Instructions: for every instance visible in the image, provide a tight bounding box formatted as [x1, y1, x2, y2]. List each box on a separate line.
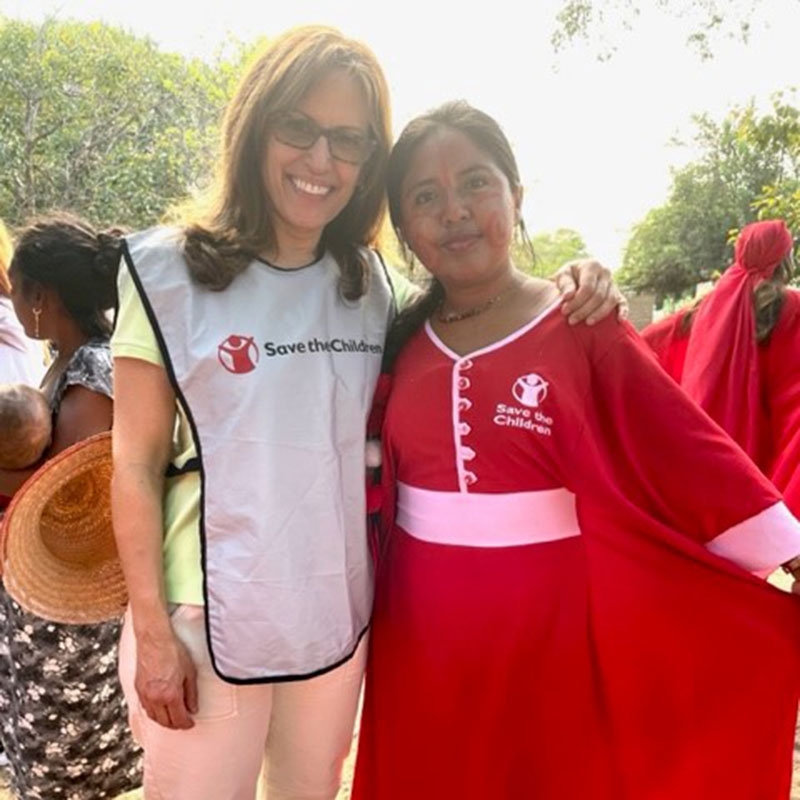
[552, 259, 628, 326]
[111, 356, 197, 729]
[0, 465, 38, 497]
[389, 256, 625, 323]
[572, 318, 800, 577]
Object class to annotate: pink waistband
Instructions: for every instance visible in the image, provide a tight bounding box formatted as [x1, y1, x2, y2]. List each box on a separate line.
[396, 482, 581, 548]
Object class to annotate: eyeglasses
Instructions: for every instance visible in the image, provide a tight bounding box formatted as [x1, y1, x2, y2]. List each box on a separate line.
[271, 113, 377, 165]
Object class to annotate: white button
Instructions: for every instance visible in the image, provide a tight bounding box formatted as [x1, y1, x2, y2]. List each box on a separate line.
[459, 422, 472, 436]
[460, 446, 476, 461]
[458, 359, 474, 371]
[464, 471, 478, 486]
[457, 377, 471, 391]
[458, 397, 473, 412]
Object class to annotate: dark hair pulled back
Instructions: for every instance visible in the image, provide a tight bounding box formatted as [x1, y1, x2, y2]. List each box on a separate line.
[382, 100, 524, 371]
[10, 212, 123, 338]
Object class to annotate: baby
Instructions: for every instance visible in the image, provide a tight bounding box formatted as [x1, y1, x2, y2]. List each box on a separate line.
[0, 384, 51, 469]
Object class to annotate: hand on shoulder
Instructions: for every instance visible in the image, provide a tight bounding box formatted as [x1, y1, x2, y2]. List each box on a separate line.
[552, 259, 628, 326]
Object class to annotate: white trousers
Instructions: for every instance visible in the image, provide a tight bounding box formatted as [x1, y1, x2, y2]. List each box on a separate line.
[118, 605, 366, 800]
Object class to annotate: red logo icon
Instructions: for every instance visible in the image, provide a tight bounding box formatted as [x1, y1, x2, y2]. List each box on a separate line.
[218, 335, 259, 374]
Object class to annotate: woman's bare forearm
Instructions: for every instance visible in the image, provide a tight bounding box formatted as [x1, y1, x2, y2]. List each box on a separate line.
[111, 356, 177, 639]
[111, 463, 173, 638]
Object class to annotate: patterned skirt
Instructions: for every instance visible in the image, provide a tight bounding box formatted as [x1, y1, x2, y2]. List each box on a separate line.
[0, 584, 142, 799]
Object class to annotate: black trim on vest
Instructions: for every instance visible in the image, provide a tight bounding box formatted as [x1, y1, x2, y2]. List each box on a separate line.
[121, 237, 373, 686]
[121, 238, 221, 677]
[165, 458, 200, 477]
[221, 623, 370, 686]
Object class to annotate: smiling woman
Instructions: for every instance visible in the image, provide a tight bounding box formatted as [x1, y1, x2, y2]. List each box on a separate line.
[396, 124, 523, 310]
[260, 69, 375, 264]
[109, 24, 401, 800]
[352, 100, 800, 800]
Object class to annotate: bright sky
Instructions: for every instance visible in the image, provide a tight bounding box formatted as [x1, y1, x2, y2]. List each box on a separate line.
[1, 0, 798, 267]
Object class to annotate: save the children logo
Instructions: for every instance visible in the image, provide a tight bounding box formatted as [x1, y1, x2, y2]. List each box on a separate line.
[218, 335, 260, 374]
[493, 373, 554, 437]
[512, 373, 549, 408]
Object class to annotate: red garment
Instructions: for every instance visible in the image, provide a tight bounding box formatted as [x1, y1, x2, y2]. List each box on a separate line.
[681, 220, 793, 462]
[642, 289, 800, 517]
[762, 290, 800, 514]
[353, 309, 800, 800]
[640, 308, 689, 382]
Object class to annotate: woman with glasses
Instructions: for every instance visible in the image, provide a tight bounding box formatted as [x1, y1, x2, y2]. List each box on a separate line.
[111, 25, 619, 800]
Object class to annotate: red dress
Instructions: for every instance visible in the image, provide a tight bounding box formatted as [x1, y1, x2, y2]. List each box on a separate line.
[353, 307, 800, 800]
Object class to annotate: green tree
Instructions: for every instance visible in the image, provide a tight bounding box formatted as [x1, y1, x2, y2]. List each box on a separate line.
[744, 96, 800, 231]
[617, 98, 800, 303]
[551, 0, 786, 60]
[514, 227, 589, 277]
[0, 17, 248, 229]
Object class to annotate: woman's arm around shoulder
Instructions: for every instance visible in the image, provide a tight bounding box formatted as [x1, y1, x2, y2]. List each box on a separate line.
[552, 258, 628, 325]
[569, 318, 800, 578]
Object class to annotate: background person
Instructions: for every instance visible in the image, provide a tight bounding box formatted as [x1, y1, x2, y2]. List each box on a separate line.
[352, 101, 800, 800]
[0, 219, 46, 388]
[641, 220, 800, 513]
[0, 213, 142, 799]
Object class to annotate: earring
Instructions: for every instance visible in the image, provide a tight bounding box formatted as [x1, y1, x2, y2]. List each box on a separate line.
[32, 307, 42, 339]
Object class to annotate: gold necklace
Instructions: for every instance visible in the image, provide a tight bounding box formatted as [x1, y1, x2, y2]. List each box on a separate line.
[437, 285, 513, 324]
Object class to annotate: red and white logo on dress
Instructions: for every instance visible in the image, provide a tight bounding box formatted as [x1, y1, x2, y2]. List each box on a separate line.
[512, 373, 549, 407]
[218, 335, 259, 374]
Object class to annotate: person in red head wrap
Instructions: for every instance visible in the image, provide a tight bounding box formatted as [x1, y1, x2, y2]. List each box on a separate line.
[642, 219, 800, 513]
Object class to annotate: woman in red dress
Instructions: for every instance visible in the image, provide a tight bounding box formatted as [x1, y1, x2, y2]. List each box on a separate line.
[353, 101, 800, 800]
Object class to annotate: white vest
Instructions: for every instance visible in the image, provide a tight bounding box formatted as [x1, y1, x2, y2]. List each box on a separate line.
[123, 227, 395, 682]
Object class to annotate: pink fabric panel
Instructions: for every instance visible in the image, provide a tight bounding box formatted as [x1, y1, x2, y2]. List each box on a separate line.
[706, 501, 800, 575]
[396, 482, 580, 548]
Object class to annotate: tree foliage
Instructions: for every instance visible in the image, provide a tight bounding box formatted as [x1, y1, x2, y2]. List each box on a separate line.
[551, 0, 781, 60]
[514, 227, 589, 277]
[617, 97, 800, 303]
[0, 17, 249, 230]
[744, 98, 800, 232]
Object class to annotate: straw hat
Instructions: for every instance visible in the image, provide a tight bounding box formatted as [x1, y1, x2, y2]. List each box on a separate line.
[1, 431, 128, 624]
